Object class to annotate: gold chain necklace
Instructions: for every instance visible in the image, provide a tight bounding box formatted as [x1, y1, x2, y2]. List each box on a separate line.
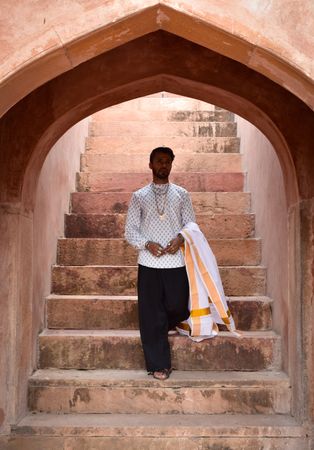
[152, 183, 169, 221]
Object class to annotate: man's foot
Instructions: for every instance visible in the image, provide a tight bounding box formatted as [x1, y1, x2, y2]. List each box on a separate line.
[149, 368, 172, 380]
[168, 329, 178, 335]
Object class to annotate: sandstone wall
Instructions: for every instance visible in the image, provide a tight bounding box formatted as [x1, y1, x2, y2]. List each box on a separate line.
[236, 116, 289, 371]
[32, 118, 89, 354]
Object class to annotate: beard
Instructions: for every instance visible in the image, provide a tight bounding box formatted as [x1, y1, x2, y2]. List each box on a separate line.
[152, 167, 170, 179]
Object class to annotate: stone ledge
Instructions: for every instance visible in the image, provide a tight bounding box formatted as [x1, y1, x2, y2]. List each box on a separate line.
[46, 294, 271, 331]
[38, 330, 281, 371]
[57, 237, 261, 266]
[76, 171, 245, 193]
[64, 213, 255, 239]
[51, 264, 266, 296]
[12, 413, 304, 437]
[28, 369, 291, 415]
[80, 153, 242, 173]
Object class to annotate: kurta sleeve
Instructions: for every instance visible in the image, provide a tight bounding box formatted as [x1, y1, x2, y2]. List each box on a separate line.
[181, 190, 196, 228]
[124, 193, 147, 250]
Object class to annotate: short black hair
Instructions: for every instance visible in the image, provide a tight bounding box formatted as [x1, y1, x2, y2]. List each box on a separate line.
[149, 147, 175, 163]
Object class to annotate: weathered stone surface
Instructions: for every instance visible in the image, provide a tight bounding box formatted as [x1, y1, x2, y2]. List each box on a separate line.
[91, 109, 234, 123]
[6, 435, 309, 450]
[70, 192, 251, 214]
[76, 171, 244, 192]
[65, 213, 126, 238]
[46, 295, 272, 331]
[80, 153, 242, 173]
[38, 330, 281, 370]
[85, 136, 240, 153]
[89, 121, 237, 138]
[28, 369, 290, 415]
[51, 265, 266, 296]
[10, 413, 307, 449]
[57, 237, 261, 266]
[7, 436, 65, 450]
[64, 213, 255, 239]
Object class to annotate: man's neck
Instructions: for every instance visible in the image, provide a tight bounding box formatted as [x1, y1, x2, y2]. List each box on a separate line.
[152, 177, 169, 185]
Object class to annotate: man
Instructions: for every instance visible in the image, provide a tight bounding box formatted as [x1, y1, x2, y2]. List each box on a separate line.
[125, 147, 196, 380]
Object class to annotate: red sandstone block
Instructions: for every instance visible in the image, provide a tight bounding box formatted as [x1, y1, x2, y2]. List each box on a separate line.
[85, 136, 240, 154]
[91, 110, 234, 123]
[64, 213, 255, 239]
[38, 329, 281, 371]
[76, 172, 244, 193]
[89, 121, 237, 138]
[51, 265, 266, 296]
[70, 192, 251, 214]
[28, 369, 289, 415]
[10, 413, 305, 449]
[46, 295, 272, 331]
[57, 237, 261, 266]
[80, 153, 242, 173]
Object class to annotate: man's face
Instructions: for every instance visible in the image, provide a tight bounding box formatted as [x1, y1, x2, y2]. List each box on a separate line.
[149, 152, 173, 180]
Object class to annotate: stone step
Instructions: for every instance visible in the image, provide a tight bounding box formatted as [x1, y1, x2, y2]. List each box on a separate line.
[76, 171, 245, 192]
[85, 136, 240, 153]
[38, 330, 280, 371]
[28, 369, 290, 415]
[57, 238, 261, 266]
[64, 213, 255, 239]
[10, 413, 305, 450]
[51, 265, 266, 296]
[80, 153, 242, 173]
[89, 121, 237, 138]
[70, 192, 251, 214]
[46, 295, 272, 331]
[91, 109, 235, 122]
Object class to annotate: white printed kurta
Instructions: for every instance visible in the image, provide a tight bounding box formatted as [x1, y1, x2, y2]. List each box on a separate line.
[125, 182, 195, 268]
[177, 222, 240, 341]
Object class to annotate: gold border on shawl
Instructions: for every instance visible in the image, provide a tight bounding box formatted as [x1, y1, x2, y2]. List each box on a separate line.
[190, 307, 210, 317]
[184, 230, 231, 326]
[184, 241, 201, 336]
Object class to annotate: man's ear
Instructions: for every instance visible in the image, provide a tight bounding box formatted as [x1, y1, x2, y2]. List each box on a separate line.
[149, 162, 152, 170]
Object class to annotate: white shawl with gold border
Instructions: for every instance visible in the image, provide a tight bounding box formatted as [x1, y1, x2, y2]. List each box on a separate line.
[177, 222, 241, 341]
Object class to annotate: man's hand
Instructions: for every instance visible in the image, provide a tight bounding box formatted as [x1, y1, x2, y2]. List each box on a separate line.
[145, 241, 165, 257]
[164, 234, 184, 255]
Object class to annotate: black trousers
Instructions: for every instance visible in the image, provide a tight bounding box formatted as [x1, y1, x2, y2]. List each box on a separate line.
[137, 264, 190, 372]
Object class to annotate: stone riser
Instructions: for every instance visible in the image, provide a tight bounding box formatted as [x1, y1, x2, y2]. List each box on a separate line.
[57, 238, 261, 266]
[7, 435, 308, 450]
[46, 296, 272, 331]
[91, 109, 234, 122]
[51, 265, 266, 296]
[89, 121, 237, 138]
[80, 153, 242, 173]
[70, 192, 251, 214]
[28, 372, 289, 415]
[85, 136, 240, 154]
[38, 331, 281, 371]
[64, 213, 255, 239]
[10, 412, 307, 450]
[28, 386, 288, 415]
[76, 172, 245, 193]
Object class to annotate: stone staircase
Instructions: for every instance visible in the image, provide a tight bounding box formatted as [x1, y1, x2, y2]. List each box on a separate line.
[11, 94, 304, 449]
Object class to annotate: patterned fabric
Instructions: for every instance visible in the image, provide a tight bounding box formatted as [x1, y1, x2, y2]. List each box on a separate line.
[177, 222, 241, 341]
[125, 182, 196, 268]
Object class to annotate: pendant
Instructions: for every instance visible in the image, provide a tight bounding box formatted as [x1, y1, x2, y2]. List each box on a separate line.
[159, 213, 165, 221]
